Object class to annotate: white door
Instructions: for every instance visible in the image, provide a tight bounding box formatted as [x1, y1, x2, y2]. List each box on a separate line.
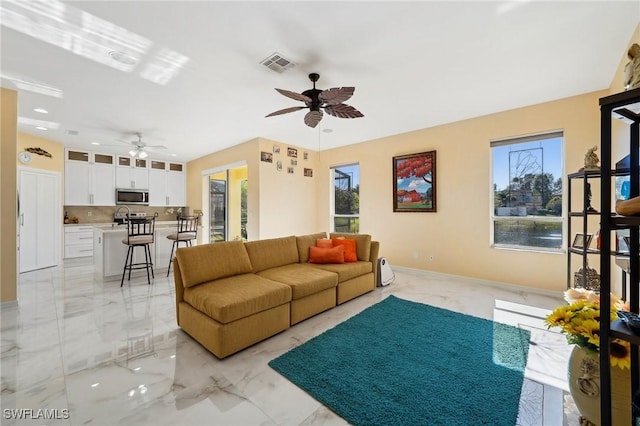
[19, 169, 61, 273]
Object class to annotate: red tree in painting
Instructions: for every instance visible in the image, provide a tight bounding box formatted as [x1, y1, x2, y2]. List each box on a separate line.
[396, 155, 433, 184]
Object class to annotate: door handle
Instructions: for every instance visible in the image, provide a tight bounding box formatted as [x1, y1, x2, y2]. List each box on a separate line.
[20, 213, 24, 226]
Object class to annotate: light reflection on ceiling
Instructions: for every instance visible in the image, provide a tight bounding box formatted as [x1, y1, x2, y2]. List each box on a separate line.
[18, 116, 60, 129]
[0, 0, 188, 86]
[0, 73, 63, 98]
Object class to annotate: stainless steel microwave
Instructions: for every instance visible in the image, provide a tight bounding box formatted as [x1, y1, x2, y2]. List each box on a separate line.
[116, 188, 149, 205]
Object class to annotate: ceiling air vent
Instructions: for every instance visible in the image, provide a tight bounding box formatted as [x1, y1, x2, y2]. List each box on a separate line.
[65, 129, 79, 136]
[260, 52, 295, 73]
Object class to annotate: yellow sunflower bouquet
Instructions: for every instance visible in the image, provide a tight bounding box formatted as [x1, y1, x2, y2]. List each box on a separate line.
[545, 288, 631, 369]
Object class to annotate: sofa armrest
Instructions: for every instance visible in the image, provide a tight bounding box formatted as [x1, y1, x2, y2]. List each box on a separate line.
[370, 240, 380, 283]
[173, 257, 185, 326]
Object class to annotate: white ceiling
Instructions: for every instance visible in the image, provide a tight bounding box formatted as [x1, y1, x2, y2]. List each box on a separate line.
[2, 1, 639, 162]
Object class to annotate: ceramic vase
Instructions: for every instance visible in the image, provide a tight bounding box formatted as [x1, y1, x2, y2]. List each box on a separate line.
[567, 345, 631, 426]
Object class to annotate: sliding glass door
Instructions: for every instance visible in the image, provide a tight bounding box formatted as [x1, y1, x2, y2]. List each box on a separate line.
[207, 165, 248, 243]
[210, 179, 226, 242]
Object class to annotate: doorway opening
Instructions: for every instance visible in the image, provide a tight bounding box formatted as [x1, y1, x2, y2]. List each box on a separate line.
[207, 165, 247, 243]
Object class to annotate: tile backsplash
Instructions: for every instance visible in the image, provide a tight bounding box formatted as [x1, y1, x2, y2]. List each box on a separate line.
[63, 206, 189, 224]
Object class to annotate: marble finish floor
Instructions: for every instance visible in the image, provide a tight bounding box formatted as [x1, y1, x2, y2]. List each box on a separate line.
[1, 258, 579, 425]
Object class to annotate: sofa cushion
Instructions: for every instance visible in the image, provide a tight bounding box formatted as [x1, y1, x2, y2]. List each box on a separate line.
[309, 261, 373, 283]
[296, 232, 328, 263]
[330, 233, 372, 261]
[309, 245, 345, 264]
[316, 238, 333, 248]
[183, 273, 291, 324]
[245, 235, 300, 273]
[257, 264, 338, 299]
[176, 241, 253, 288]
[332, 238, 357, 262]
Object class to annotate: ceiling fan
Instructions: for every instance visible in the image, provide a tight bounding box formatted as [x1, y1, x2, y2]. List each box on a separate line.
[118, 132, 167, 158]
[265, 73, 364, 128]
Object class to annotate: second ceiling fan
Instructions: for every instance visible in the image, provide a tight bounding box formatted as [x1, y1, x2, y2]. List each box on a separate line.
[266, 73, 364, 128]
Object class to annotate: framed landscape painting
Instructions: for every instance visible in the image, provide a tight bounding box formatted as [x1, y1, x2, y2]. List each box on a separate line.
[393, 151, 436, 212]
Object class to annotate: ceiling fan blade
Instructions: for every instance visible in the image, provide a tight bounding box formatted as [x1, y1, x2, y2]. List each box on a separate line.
[275, 88, 312, 103]
[323, 103, 364, 119]
[145, 144, 167, 149]
[319, 87, 355, 105]
[265, 106, 306, 117]
[304, 110, 323, 128]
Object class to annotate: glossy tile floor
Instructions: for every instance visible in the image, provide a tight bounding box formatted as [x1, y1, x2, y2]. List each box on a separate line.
[1, 258, 580, 425]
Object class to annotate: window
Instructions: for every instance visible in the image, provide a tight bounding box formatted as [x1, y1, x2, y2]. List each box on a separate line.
[331, 164, 359, 233]
[491, 132, 563, 251]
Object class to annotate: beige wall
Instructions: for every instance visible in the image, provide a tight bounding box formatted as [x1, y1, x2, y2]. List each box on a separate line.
[17, 132, 64, 172]
[1, 88, 18, 303]
[316, 91, 605, 292]
[186, 137, 319, 241]
[188, 138, 259, 239]
[257, 139, 319, 239]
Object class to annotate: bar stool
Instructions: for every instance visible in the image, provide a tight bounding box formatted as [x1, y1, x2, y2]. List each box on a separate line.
[166, 214, 200, 276]
[121, 213, 158, 287]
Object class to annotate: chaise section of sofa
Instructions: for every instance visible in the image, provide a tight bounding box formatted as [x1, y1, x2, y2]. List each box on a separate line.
[246, 235, 338, 325]
[174, 241, 292, 359]
[308, 233, 380, 304]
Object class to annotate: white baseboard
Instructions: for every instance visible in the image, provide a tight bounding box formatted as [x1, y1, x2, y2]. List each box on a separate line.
[391, 265, 564, 299]
[1, 300, 19, 309]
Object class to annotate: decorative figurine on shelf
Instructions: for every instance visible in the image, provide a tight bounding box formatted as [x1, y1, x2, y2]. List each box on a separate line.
[580, 146, 600, 172]
[585, 183, 597, 213]
[624, 43, 640, 91]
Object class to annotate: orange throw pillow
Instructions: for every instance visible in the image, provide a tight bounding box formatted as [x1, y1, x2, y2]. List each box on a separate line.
[332, 238, 357, 262]
[309, 245, 345, 264]
[316, 238, 333, 248]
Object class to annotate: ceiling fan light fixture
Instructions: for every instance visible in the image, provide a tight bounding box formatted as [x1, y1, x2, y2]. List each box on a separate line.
[129, 149, 138, 157]
[138, 150, 148, 159]
[266, 73, 363, 128]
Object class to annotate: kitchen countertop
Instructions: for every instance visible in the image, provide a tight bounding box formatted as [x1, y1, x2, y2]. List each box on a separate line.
[94, 222, 180, 233]
[66, 221, 179, 229]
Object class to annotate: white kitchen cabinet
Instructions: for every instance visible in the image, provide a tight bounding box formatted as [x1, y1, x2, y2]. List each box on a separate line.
[116, 156, 149, 189]
[148, 161, 185, 206]
[64, 161, 92, 205]
[64, 226, 94, 258]
[64, 150, 115, 206]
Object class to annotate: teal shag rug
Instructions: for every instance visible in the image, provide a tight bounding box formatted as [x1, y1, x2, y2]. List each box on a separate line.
[269, 295, 530, 426]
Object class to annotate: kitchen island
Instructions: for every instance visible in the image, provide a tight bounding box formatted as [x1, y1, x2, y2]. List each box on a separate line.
[93, 222, 182, 281]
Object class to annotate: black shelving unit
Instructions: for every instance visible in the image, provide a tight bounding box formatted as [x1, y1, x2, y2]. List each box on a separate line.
[567, 169, 602, 290]
[599, 87, 640, 426]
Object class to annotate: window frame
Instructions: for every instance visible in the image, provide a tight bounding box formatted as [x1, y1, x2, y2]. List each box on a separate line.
[490, 131, 565, 253]
[330, 163, 360, 233]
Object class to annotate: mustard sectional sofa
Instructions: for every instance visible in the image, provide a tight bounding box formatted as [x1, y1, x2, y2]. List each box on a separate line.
[173, 232, 379, 358]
